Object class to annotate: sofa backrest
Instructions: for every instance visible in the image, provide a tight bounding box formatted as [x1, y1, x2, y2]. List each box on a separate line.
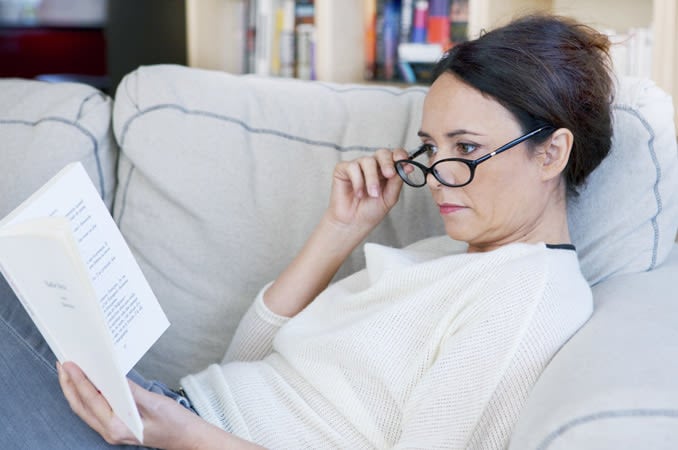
[112, 65, 444, 383]
[112, 65, 678, 385]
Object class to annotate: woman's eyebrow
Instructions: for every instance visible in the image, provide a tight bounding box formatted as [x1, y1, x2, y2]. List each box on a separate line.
[417, 129, 484, 138]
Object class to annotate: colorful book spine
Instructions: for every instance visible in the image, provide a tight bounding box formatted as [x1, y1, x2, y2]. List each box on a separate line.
[411, 0, 428, 43]
[381, 0, 402, 80]
[364, 0, 378, 80]
[400, 0, 414, 43]
[427, 0, 449, 48]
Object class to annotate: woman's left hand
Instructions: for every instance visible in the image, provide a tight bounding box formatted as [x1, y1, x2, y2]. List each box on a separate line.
[57, 361, 261, 449]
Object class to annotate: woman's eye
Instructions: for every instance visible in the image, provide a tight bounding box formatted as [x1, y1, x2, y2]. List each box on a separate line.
[423, 144, 438, 157]
[413, 143, 437, 161]
[457, 142, 478, 155]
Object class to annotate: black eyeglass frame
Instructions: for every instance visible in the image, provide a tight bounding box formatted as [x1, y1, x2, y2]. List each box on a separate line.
[394, 125, 554, 188]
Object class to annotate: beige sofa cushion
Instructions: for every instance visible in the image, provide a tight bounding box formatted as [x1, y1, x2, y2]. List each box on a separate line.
[568, 77, 678, 285]
[0, 79, 118, 216]
[112, 65, 443, 384]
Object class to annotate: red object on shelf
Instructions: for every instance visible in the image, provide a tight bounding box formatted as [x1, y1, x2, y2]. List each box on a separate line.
[427, 16, 450, 48]
[0, 27, 107, 78]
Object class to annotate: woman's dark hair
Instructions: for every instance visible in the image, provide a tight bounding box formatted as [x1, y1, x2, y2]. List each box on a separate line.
[432, 14, 614, 195]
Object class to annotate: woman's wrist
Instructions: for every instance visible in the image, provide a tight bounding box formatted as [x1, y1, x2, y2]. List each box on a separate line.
[263, 212, 368, 318]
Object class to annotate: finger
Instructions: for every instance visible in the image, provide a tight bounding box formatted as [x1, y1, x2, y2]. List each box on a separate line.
[382, 169, 404, 204]
[357, 157, 382, 198]
[58, 362, 106, 433]
[342, 160, 367, 198]
[128, 378, 167, 410]
[392, 147, 410, 161]
[64, 362, 116, 422]
[374, 148, 397, 178]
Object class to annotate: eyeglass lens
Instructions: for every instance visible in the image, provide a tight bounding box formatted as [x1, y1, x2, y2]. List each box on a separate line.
[397, 157, 473, 187]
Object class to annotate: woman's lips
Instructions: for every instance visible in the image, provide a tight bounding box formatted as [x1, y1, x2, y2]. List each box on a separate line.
[438, 203, 466, 214]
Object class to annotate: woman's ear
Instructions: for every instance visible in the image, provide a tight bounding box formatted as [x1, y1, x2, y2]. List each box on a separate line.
[539, 128, 573, 181]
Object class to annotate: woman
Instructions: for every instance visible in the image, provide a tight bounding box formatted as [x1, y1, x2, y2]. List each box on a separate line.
[4, 13, 613, 449]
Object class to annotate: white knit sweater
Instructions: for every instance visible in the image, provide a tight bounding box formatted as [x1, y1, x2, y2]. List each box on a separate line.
[181, 237, 592, 449]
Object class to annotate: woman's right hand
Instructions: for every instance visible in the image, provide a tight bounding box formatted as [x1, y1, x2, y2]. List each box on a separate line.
[261, 148, 409, 318]
[326, 148, 408, 235]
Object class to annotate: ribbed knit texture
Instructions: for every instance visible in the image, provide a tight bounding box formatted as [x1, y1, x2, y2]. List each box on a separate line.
[181, 238, 592, 449]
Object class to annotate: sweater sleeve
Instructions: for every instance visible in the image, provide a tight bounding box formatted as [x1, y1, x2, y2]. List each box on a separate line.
[222, 283, 290, 363]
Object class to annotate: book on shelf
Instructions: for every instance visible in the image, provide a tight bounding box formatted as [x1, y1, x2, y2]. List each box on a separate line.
[367, 0, 469, 84]
[248, 0, 316, 79]
[294, 0, 316, 79]
[364, 0, 378, 80]
[376, 0, 402, 81]
[0, 162, 170, 442]
[254, 0, 275, 76]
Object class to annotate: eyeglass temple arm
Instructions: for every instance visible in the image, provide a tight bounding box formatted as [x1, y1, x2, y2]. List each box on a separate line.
[474, 125, 554, 163]
[407, 146, 428, 159]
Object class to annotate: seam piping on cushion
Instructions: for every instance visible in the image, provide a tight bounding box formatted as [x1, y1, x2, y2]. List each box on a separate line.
[115, 163, 135, 229]
[115, 99, 423, 230]
[239, 73, 428, 95]
[613, 104, 661, 270]
[117, 103, 385, 152]
[534, 409, 678, 450]
[314, 82, 428, 95]
[76, 91, 107, 121]
[0, 117, 105, 197]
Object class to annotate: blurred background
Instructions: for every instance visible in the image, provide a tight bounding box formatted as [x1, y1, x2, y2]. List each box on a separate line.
[0, 0, 676, 134]
[0, 0, 187, 93]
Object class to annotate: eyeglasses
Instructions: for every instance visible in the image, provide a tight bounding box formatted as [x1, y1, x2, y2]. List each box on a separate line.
[394, 126, 554, 188]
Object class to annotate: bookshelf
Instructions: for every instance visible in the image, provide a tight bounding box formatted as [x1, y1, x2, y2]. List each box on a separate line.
[186, 0, 677, 130]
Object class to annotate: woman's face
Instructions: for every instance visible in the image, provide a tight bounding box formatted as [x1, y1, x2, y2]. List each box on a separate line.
[420, 73, 555, 252]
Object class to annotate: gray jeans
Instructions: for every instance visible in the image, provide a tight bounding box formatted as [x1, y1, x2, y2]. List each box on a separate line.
[0, 275, 194, 449]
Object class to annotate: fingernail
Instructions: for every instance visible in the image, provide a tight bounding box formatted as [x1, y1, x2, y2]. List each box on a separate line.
[56, 362, 67, 381]
[368, 186, 379, 198]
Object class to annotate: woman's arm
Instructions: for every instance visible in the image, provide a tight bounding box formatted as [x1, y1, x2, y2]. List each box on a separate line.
[263, 148, 406, 317]
[58, 362, 263, 450]
[224, 148, 407, 361]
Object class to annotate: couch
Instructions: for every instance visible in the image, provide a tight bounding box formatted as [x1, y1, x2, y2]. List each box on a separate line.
[1, 64, 677, 449]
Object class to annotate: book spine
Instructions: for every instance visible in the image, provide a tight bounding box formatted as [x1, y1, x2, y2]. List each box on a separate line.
[296, 23, 315, 80]
[364, 0, 377, 80]
[400, 0, 414, 43]
[381, 0, 401, 81]
[246, 0, 257, 73]
[295, 0, 315, 79]
[449, 0, 469, 45]
[270, 1, 284, 76]
[427, 0, 449, 48]
[255, 0, 274, 76]
[234, 0, 249, 74]
[411, 0, 428, 43]
[278, 0, 296, 77]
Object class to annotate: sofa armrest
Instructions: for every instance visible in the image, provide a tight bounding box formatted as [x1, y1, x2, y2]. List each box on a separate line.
[0, 79, 118, 215]
[509, 244, 678, 449]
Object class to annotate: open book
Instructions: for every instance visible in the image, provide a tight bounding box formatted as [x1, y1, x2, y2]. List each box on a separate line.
[0, 162, 169, 441]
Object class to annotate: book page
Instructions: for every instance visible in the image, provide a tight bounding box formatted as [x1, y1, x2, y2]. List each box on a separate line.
[1, 163, 169, 373]
[0, 227, 143, 440]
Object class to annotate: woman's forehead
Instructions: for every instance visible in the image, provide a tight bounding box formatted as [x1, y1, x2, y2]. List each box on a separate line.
[422, 74, 520, 134]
